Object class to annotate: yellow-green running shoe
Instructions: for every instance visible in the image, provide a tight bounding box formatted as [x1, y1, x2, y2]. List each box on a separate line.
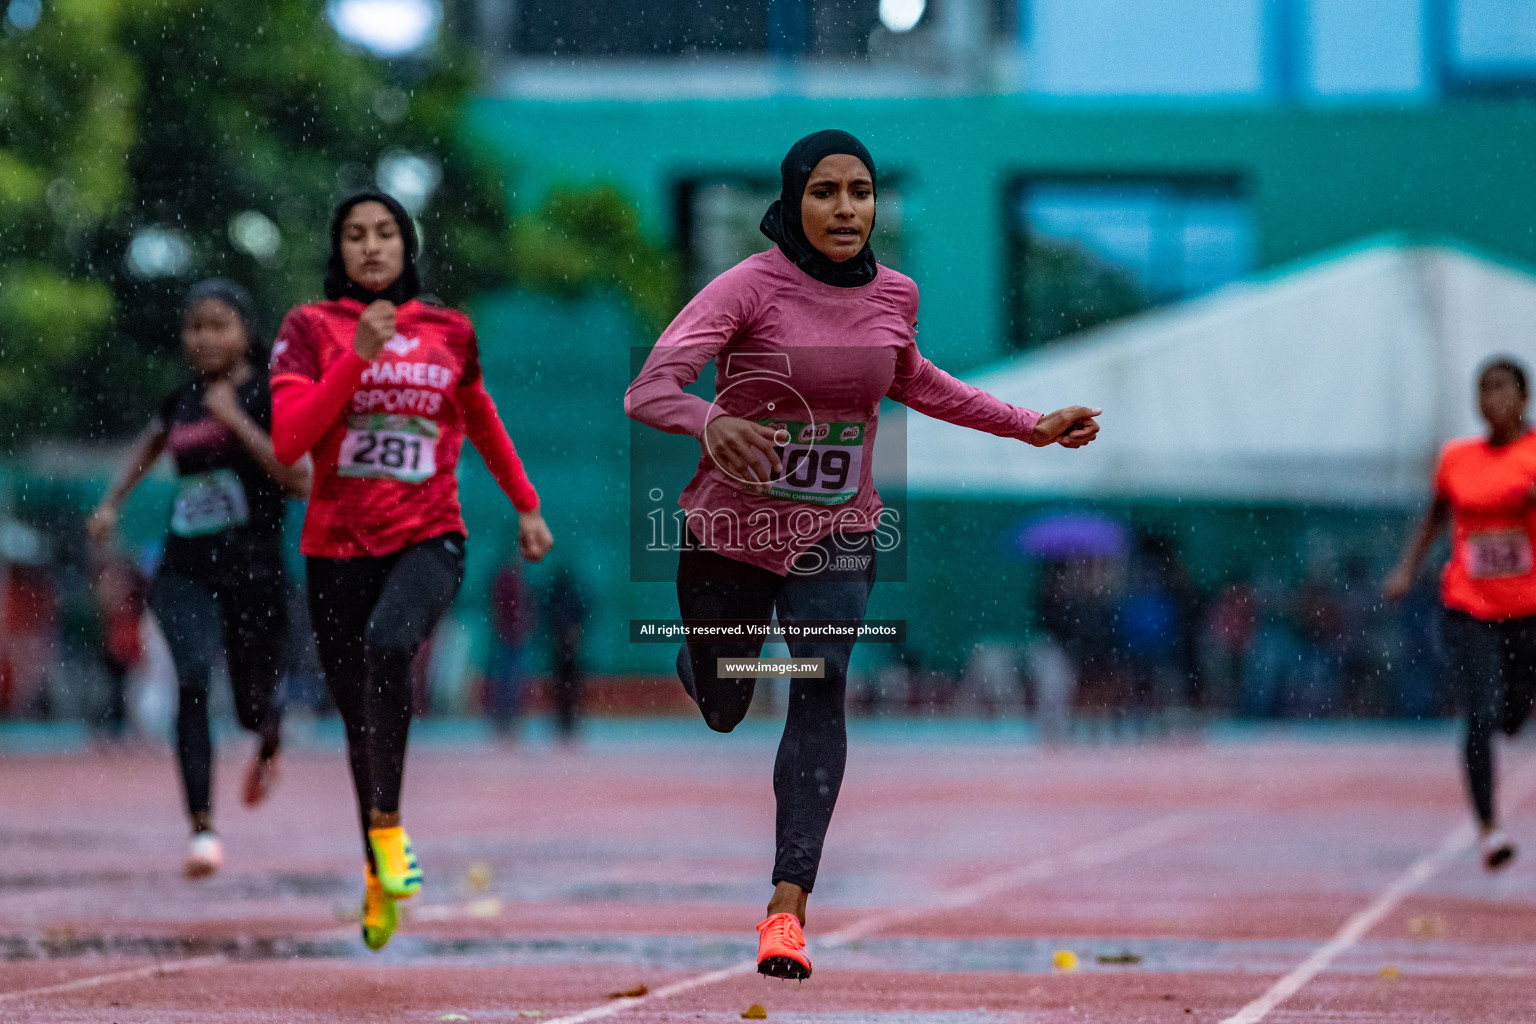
[361, 866, 398, 951]
[367, 825, 423, 899]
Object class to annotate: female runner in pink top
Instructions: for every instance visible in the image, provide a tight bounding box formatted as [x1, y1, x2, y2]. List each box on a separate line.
[625, 130, 1101, 980]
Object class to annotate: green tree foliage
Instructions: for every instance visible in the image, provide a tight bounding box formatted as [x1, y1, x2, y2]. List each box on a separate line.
[0, 0, 136, 440]
[508, 185, 681, 338]
[0, 0, 678, 449]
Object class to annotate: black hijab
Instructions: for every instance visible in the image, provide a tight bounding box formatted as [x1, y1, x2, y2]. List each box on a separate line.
[323, 191, 420, 305]
[759, 129, 879, 288]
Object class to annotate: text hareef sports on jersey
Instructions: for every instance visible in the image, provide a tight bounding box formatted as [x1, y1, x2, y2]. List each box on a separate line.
[352, 359, 455, 416]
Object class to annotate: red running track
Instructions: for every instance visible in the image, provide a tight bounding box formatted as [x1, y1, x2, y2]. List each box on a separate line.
[1, 720, 1533, 1023]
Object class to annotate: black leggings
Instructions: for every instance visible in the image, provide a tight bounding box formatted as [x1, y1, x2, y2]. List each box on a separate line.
[151, 569, 286, 821]
[1442, 609, 1536, 827]
[308, 534, 464, 860]
[676, 531, 876, 892]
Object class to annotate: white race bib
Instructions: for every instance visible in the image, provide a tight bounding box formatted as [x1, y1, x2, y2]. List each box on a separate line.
[170, 468, 249, 538]
[757, 419, 864, 505]
[338, 414, 439, 484]
[1467, 529, 1533, 580]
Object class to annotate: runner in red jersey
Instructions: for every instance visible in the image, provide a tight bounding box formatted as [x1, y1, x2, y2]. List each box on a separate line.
[271, 192, 553, 949]
[1387, 357, 1536, 871]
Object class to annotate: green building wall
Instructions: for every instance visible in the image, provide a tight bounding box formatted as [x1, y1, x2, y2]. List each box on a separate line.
[453, 98, 1533, 674]
[467, 97, 1536, 369]
[36, 100, 1534, 684]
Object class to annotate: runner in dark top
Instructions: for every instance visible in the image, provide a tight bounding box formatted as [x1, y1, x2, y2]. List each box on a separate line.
[88, 279, 312, 879]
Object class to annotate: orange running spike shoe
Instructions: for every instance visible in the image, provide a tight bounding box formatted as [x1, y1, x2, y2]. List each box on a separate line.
[756, 912, 812, 979]
[368, 826, 423, 899]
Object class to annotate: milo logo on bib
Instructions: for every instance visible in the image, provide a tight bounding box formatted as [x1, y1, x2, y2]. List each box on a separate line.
[758, 418, 865, 505]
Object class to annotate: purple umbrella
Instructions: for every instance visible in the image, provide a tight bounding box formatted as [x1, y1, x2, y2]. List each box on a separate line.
[1012, 512, 1128, 560]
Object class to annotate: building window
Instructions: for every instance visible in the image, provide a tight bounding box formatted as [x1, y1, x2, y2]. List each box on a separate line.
[1008, 177, 1252, 349]
[677, 176, 903, 296]
[1445, 0, 1536, 95]
[506, 0, 897, 58]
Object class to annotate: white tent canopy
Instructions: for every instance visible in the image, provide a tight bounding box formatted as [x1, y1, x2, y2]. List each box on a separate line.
[904, 240, 1536, 506]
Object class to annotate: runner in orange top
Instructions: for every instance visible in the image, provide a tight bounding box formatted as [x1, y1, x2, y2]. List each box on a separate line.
[1386, 357, 1536, 871]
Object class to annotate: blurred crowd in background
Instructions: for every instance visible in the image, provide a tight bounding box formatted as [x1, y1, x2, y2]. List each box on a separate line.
[0, 511, 1449, 740]
[851, 531, 1445, 734]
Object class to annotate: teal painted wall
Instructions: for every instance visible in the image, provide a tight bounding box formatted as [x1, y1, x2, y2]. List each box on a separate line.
[28, 100, 1533, 684]
[454, 97, 1535, 672]
[467, 97, 1536, 370]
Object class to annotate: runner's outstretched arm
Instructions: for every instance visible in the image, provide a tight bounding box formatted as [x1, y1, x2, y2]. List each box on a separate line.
[1385, 495, 1450, 602]
[888, 342, 1099, 448]
[86, 418, 169, 544]
[886, 341, 1042, 439]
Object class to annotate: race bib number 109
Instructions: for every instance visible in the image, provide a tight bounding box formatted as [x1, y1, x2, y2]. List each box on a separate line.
[339, 414, 439, 484]
[758, 419, 864, 505]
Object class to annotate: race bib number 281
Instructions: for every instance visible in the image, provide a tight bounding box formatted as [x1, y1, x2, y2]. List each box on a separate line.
[339, 414, 439, 484]
[757, 419, 864, 505]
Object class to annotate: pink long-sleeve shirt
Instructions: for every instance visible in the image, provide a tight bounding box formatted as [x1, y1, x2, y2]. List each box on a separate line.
[625, 247, 1041, 575]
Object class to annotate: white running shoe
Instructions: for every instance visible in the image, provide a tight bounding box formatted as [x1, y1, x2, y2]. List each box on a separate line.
[1481, 830, 1516, 872]
[184, 831, 224, 879]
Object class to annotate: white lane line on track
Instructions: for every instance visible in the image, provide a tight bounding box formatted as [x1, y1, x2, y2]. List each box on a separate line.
[0, 955, 228, 1004]
[1220, 761, 1536, 1024]
[0, 916, 385, 1004]
[542, 809, 1218, 1024]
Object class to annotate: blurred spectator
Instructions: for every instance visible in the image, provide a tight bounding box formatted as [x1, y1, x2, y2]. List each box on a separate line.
[1114, 553, 1186, 732]
[1335, 556, 1389, 716]
[91, 553, 148, 736]
[1390, 576, 1445, 718]
[1240, 575, 1304, 717]
[487, 557, 536, 736]
[1198, 580, 1254, 715]
[2, 560, 62, 719]
[1292, 578, 1345, 718]
[958, 640, 1024, 717]
[544, 566, 588, 742]
[1039, 556, 1121, 729]
[1024, 634, 1076, 744]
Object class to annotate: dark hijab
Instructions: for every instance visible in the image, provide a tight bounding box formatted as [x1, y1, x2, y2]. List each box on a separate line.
[323, 191, 420, 305]
[759, 129, 879, 288]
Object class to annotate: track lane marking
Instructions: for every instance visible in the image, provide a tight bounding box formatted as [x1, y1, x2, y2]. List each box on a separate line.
[0, 955, 228, 1004]
[1221, 759, 1536, 1024]
[542, 809, 1220, 1024]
